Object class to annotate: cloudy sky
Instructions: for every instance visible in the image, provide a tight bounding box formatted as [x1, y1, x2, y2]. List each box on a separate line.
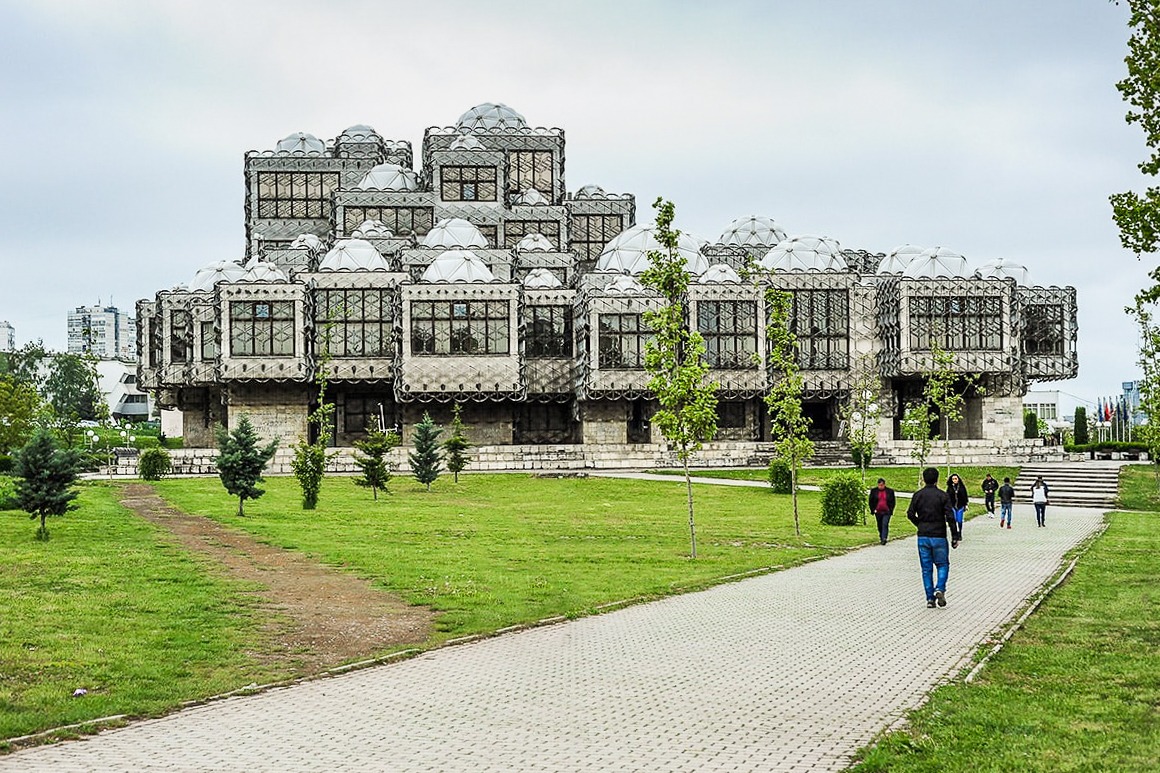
[0, 0, 1151, 408]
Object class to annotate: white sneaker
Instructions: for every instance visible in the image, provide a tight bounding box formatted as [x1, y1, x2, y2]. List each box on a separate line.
[987, 513, 995, 519]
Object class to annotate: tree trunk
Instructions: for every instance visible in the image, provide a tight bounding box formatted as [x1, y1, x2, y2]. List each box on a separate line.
[683, 455, 697, 559]
[791, 464, 801, 536]
[237, 497, 245, 517]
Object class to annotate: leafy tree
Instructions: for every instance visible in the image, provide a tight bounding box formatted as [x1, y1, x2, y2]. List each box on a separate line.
[1024, 410, 1040, 439]
[409, 412, 443, 491]
[44, 353, 105, 423]
[0, 341, 48, 390]
[900, 400, 935, 485]
[764, 287, 813, 536]
[442, 403, 473, 484]
[639, 197, 718, 558]
[291, 327, 336, 510]
[1074, 406, 1089, 445]
[0, 374, 42, 454]
[13, 429, 83, 539]
[353, 416, 401, 499]
[836, 362, 883, 496]
[1128, 299, 1160, 485]
[923, 340, 984, 478]
[215, 415, 278, 516]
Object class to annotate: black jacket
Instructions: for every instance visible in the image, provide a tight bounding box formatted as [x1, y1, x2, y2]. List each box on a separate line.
[998, 483, 1015, 503]
[868, 487, 896, 515]
[907, 484, 960, 541]
[946, 479, 969, 510]
[981, 477, 999, 496]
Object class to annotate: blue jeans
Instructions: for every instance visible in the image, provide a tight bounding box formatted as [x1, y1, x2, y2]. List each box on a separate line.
[952, 507, 965, 530]
[1001, 501, 1012, 524]
[1034, 503, 1047, 526]
[917, 536, 950, 601]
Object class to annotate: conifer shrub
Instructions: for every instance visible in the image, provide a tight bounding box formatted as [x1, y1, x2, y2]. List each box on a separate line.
[137, 447, 172, 481]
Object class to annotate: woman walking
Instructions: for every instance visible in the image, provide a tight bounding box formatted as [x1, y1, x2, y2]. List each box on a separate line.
[946, 473, 970, 539]
[1031, 476, 1050, 527]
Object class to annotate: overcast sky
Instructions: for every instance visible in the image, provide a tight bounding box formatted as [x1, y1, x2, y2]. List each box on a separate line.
[0, 0, 1151, 408]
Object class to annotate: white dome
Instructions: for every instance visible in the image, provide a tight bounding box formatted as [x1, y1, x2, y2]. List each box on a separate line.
[976, 258, 1032, 285]
[717, 216, 787, 247]
[902, 246, 970, 279]
[421, 250, 496, 283]
[339, 124, 379, 141]
[877, 244, 925, 275]
[356, 163, 419, 191]
[456, 103, 527, 132]
[351, 219, 395, 239]
[697, 264, 744, 284]
[575, 184, 606, 198]
[605, 275, 646, 294]
[189, 260, 247, 292]
[514, 188, 548, 205]
[515, 233, 555, 252]
[449, 133, 485, 150]
[523, 268, 563, 288]
[318, 239, 389, 271]
[759, 235, 846, 272]
[595, 224, 709, 276]
[275, 132, 325, 154]
[290, 233, 323, 252]
[422, 217, 489, 249]
[240, 261, 287, 282]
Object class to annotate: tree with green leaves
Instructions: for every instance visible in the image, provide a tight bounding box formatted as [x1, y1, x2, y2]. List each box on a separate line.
[900, 400, 935, 484]
[409, 412, 443, 491]
[1073, 406, 1089, 445]
[13, 428, 83, 540]
[923, 340, 985, 478]
[764, 287, 813, 537]
[0, 375, 42, 455]
[1128, 299, 1160, 485]
[639, 197, 718, 558]
[215, 415, 278, 516]
[442, 403, 472, 484]
[43, 353, 106, 446]
[0, 341, 48, 390]
[291, 327, 336, 510]
[1024, 410, 1040, 439]
[836, 363, 883, 494]
[353, 416, 401, 499]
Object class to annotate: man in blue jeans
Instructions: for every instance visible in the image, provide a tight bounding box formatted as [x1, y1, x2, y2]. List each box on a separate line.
[906, 467, 961, 608]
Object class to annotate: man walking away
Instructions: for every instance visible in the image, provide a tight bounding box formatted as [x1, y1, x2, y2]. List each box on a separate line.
[1031, 476, 1050, 527]
[981, 473, 999, 517]
[907, 467, 960, 608]
[868, 477, 896, 545]
[998, 476, 1015, 529]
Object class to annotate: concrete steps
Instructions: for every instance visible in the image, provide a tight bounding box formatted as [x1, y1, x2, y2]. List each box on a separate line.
[1013, 462, 1124, 508]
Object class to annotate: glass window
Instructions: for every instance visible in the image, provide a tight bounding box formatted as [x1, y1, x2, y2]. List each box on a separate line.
[698, 301, 757, 369]
[169, 310, 191, 364]
[791, 290, 850, 369]
[200, 321, 218, 361]
[503, 220, 562, 249]
[570, 214, 626, 264]
[256, 171, 340, 219]
[343, 396, 389, 434]
[717, 401, 747, 428]
[527, 306, 573, 357]
[342, 206, 435, 237]
[908, 295, 1003, 352]
[410, 300, 510, 355]
[440, 166, 498, 202]
[1024, 304, 1064, 355]
[507, 150, 554, 200]
[229, 300, 296, 356]
[598, 313, 647, 369]
[315, 289, 392, 357]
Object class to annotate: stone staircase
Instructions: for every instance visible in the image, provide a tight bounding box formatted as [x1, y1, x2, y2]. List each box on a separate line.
[1012, 461, 1124, 509]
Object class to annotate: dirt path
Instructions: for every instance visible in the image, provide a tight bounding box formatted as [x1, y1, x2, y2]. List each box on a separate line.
[119, 484, 435, 674]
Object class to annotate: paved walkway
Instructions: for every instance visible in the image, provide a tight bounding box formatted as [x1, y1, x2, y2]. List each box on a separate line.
[2, 502, 1105, 772]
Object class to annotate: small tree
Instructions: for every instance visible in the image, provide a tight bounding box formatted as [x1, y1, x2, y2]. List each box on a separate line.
[13, 429, 83, 539]
[0, 374, 41, 455]
[442, 403, 473, 483]
[764, 287, 814, 536]
[409, 412, 443, 491]
[1024, 410, 1040, 439]
[900, 400, 935, 486]
[353, 416, 401, 499]
[215, 415, 278, 516]
[836, 362, 883, 495]
[640, 197, 719, 558]
[291, 327, 336, 510]
[1128, 299, 1160, 486]
[137, 447, 172, 481]
[1073, 406, 1089, 445]
[923, 340, 984, 478]
[820, 472, 863, 526]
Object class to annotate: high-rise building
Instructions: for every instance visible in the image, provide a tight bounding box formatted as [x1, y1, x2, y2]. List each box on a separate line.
[0, 320, 13, 352]
[67, 305, 137, 360]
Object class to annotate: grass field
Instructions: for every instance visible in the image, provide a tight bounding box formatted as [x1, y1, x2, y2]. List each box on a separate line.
[1118, 462, 1160, 511]
[661, 464, 1021, 494]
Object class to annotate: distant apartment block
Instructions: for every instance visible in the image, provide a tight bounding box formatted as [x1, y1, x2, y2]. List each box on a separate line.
[68, 305, 137, 360]
[0, 320, 13, 352]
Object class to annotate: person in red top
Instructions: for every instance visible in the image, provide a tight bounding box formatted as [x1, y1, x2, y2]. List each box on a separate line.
[867, 478, 896, 545]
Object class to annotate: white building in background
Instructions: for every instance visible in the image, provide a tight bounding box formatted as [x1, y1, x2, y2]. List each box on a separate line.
[0, 320, 14, 352]
[67, 304, 137, 360]
[1023, 390, 1072, 435]
[94, 359, 153, 422]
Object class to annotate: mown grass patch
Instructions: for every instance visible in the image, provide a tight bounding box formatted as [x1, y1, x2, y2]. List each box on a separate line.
[1117, 463, 1160, 511]
[667, 465, 1020, 494]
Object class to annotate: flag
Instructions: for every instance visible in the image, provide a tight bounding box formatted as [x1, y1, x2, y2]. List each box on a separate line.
[1105, 399, 1113, 422]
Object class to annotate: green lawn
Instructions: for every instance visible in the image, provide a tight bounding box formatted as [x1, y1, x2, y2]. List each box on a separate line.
[668, 464, 1021, 494]
[852, 481, 1160, 771]
[1117, 462, 1160, 511]
[0, 482, 286, 744]
[3, 473, 880, 744]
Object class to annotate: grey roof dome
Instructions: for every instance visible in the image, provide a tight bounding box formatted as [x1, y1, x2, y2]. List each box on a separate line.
[523, 268, 563, 288]
[422, 218, 488, 249]
[575, 184, 606, 198]
[351, 219, 395, 239]
[717, 216, 787, 247]
[514, 188, 548, 205]
[697, 264, 744, 284]
[356, 163, 419, 191]
[877, 244, 925, 275]
[515, 233, 555, 252]
[605, 275, 646, 294]
[976, 258, 1032, 285]
[421, 250, 496, 283]
[319, 239, 389, 271]
[901, 246, 970, 279]
[275, 132, 325, 154]
[189, 260, 247, 292]
[449, 133, 485, 150]
[456, 103, 527, 132]
[595, 224, 709, 276]
[290, 233, 323, 252]
[240, 260, 288, 282]
[339, 124, 379, 141]
[759, 235, 846, 272]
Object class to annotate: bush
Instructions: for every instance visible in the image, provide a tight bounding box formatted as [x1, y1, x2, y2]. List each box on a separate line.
[0, 454, 11, 474]
[851, 447, 872, 469]
[820, 472, 863, 526]
[0, 475, 17, 510]
[768, 459, 792, 494]
[1024, 410, 1039, 439]
[138, 447, 172, 481]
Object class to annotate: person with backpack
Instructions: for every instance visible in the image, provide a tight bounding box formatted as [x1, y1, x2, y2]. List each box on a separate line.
[1031, 476, 1050, 527]
[998, 476, 1016, 529]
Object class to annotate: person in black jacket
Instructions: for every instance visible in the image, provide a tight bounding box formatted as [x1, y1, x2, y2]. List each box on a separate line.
[946, 473, 970, 539]
[998, 477, 1016, 529]
[981, 473, 999, 517]
[867, 478, 896, 545]
[907, 467, 960, 608]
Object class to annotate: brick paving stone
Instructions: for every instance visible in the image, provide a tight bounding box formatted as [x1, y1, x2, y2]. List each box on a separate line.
[0, 503, 1104, 772]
